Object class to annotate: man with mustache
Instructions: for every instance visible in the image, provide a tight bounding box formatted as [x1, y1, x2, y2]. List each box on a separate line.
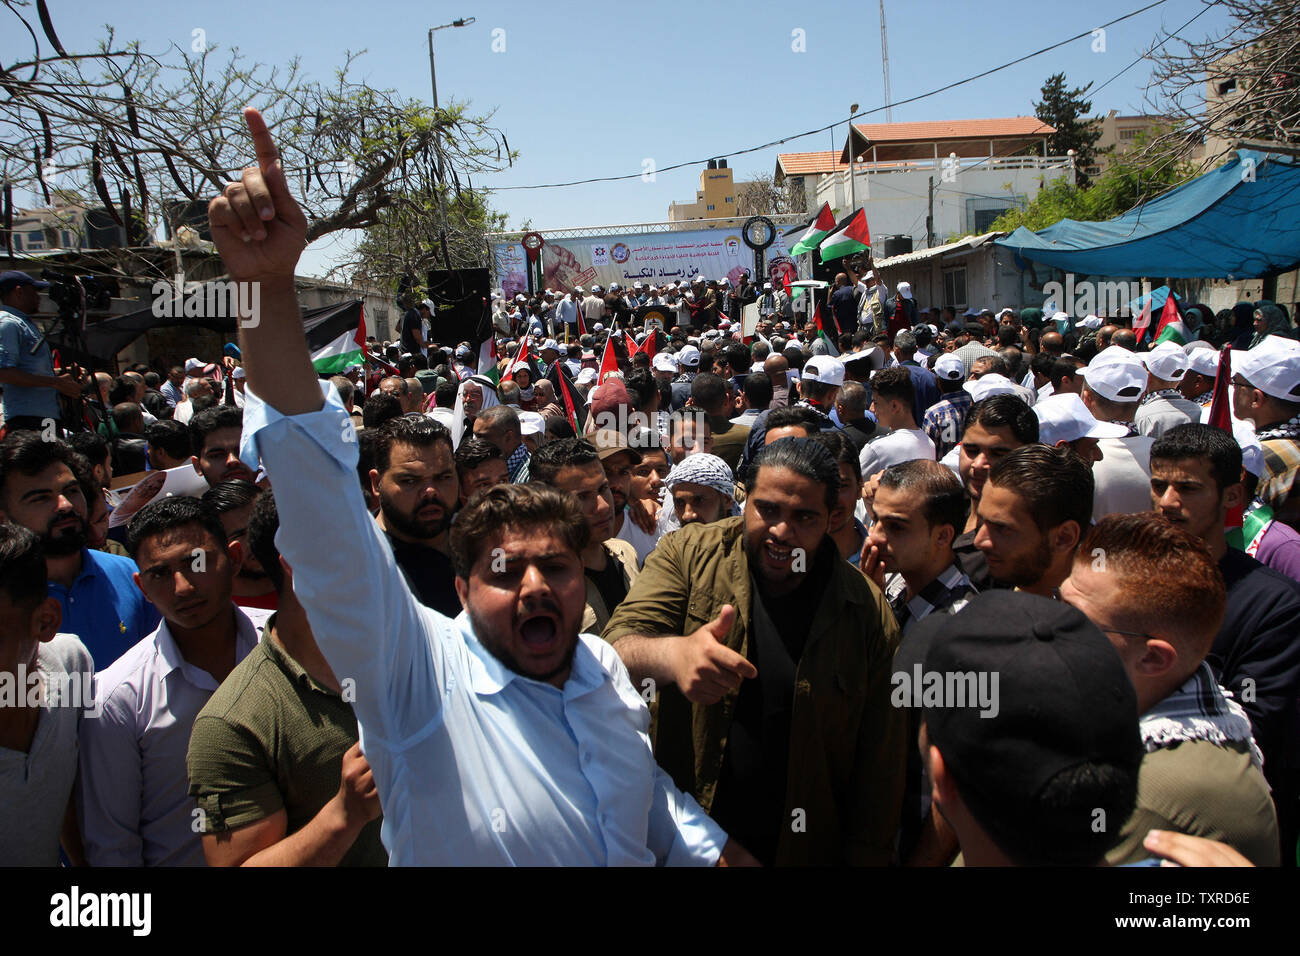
[0, 432, 160, 668]
[207, 109, 748, 865]
[605, 437, 905, 865]
[370, 415, 461, 619]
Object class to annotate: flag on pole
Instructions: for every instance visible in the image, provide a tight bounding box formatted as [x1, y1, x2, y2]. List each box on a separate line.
[790, 203, 836, 256]
[818, 208, 871, 262]
[1132, 299, 1152, 344]
[544, 361, 583, 435]
[1152, 295, 1187, 346]
[502, 335, 534, 381]
[814, 303, 839, 356]
[625, 331, 638, 356]
[598, 333, 619, 384]
[640, 327, 658, 360]
[477, 335, 498, 376]
[310, 310, 367, 374]
[782, 271, 792, 298]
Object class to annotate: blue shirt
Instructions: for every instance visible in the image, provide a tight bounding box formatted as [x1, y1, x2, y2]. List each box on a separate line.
[240, 382, 726, 866]
[0, 305, 59, 419]
[49, 549, 162, 669]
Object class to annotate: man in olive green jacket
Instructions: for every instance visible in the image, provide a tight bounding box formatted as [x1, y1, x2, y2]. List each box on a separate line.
[603, 438, 906, 866]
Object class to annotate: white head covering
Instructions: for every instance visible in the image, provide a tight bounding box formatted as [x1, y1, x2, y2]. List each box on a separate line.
[450, 374, 500, 448]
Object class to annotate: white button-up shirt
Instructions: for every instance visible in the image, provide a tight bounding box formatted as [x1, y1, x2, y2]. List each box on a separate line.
[77, 606, 265, 866]
[240, 382, 725, 866]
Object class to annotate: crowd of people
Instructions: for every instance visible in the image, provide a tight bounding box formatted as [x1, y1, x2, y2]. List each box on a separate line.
[2, 112, 1299, 868]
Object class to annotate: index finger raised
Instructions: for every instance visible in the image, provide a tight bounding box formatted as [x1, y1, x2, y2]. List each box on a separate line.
[244, 107, 280, 175]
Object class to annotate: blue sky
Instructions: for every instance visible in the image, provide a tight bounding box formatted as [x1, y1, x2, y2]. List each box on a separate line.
[7, 0, 1234, 277]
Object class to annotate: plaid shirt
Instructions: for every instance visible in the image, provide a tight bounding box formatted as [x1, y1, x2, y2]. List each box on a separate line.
[922, 392, 972, 458]
[884, 562, 977, 635]
[1258, 436, 1300, 518]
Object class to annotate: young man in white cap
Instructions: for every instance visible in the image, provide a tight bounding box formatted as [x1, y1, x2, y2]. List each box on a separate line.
[1181, 343, 1219, 407]
[1080, 345, 1154, 522]
[1232, 335, 1300, 532]
[1135, 342, 1201, 438]
[921, 354, 971, 458]
[1034, 392, 1126, 466]
[670, 345, 701, 412]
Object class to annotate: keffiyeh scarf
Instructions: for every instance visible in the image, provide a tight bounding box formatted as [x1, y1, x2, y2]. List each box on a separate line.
[1141, 662, 1264, 771]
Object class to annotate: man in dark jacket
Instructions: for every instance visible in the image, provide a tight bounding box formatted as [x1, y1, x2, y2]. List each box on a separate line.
[604, 437, 905, 866]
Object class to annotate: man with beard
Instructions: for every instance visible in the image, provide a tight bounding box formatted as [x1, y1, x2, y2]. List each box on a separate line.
[663, 453, 736, 531]
[214, 109, 757, 866]
[604, 437, 905, 865]
[79, 496, 266, 866]
[0, 432, 159, 668]
[201, 480, 277, 611]
[473, 404, 531, 482]
[190, 405, 259, 488]
[531, 436, 641, 633]
[595, 428, 658, 567]
[370, 415, 461, 618]
[974, 444, 1093, 598]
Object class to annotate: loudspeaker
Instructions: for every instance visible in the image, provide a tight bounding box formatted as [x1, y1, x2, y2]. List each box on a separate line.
[426, 267, 491, 345]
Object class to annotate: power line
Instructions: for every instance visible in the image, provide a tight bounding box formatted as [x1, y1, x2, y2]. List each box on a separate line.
[489, 0, 1173, 192]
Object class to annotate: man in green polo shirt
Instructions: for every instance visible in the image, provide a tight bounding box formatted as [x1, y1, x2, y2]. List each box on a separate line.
[186, 490, 387, 866]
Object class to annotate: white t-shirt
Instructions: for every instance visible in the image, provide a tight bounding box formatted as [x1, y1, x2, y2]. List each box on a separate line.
[615, 511, 660, 568]
[1091, 435, 1154, 523]
[859, 428, 936, 481]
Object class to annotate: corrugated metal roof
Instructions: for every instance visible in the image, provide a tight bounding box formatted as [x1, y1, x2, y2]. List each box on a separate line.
[872, 232, 1004, 269]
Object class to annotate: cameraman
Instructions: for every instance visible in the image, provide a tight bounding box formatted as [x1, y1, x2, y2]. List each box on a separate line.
[0, 271, 85, 434]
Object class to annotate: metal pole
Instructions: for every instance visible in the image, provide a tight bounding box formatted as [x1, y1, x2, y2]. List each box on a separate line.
[428, 28, 451, 270]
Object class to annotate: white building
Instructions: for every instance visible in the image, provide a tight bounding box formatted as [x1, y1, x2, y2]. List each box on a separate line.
[776, 117, 1075, 254]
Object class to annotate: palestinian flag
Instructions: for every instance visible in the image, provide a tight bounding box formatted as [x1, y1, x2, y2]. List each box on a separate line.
[544, 361, 583, 435]
[310, 306, 367, 373]
[478, 335, 499, 376]
[502, 335, 534, 381]
[814, 303, 839, 357]
[598, 333, 619, 384]
[1152, 296, 1188, 346]
[1132, 299, 1152, 344]
[790, 203, 836, 256]
[819, 208, 871, 263]
[624, 331, 638, 356]
[639, 327, 658, 360]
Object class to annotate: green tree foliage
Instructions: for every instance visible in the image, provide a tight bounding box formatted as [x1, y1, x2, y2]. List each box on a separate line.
[1031, 73, 1103, 187]
[992, 126, 1195, 233]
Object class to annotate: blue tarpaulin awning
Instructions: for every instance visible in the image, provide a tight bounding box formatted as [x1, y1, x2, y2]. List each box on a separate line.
[994, 150, 1300, 279]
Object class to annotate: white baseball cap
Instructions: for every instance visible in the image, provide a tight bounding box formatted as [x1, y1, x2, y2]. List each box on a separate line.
[653, 352, 680, 374]
[1235, 335, 1300, 401]
[802, 356, 845, 387]
[720, 278, 731, 286]
[962, 372, 1021, 402]
[515, 294, 526, 303]
[1184, 344, 1220, 378]
[1082, 346, 1148, 403]
[541, 339, 560, 352]
[1034, 393, 1127, 446]
[1076, 314, 1102, 330]
[184, 357, 204, 372]
[677, 345, 701, 368]
[574, 285, 585, 293]
[518, 411, 546, 437]
[593, 323, 605, 333]
[933, 354, 965, 381]
[575, 368, 598, 385]
[421, 298, 436, 311]
[1142, 342, 1189, 382]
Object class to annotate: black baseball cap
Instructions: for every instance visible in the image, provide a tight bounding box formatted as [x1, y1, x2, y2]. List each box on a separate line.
[894, 591, 1141, 809]
[0, 270, 50, 295]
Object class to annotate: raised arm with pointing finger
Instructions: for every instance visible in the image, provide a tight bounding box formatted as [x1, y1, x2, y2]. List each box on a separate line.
[207, 110, 744, 866]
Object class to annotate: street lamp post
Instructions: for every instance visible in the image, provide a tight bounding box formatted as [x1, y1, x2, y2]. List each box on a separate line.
[427, 17, 475, 268]
[848, 104, 859, 213]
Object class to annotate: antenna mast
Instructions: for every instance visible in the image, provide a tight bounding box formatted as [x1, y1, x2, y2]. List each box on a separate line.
[880, 0, 893, 123]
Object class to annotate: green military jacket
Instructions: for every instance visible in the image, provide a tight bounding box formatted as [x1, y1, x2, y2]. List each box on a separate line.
[603, 516, 906, 865]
